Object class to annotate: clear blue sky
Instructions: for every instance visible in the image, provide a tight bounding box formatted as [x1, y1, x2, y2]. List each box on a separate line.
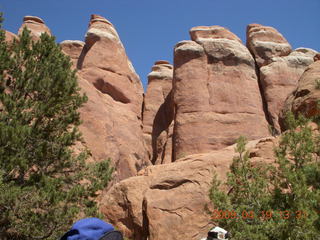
[2, 0, 319, 90]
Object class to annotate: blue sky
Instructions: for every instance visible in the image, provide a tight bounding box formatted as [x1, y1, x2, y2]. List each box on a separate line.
[2, 0, 319, 90]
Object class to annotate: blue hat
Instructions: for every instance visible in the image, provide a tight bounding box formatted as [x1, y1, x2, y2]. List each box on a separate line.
[61, 217, 114, 240]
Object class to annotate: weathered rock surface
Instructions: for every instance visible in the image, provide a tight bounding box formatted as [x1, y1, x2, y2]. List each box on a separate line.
[172, 26, 270, 160]
[100, 137, 277, 240]
[247, 24, 317, 132]
[7, 15, 320, 239]
[281, 57, 320, 125]
[61, 15, 149, 180]
[143, 61, 174, 164]
[18, 16, 51, 41]
[5, 30, 17, 42]
[259, 48, 317, 132]
[246, 23, 292, 67]
[60, 40, 85, 68]
[78, 14, 143, 116]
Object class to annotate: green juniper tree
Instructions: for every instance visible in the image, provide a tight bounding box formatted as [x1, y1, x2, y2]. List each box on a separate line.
[0, 16, 113, 239]
[210, 136, 276, 240]
[210, 113, 320, 240]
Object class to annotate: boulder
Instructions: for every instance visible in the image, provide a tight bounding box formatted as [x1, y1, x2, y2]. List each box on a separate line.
[18, 16, 51, 41]
[172, 26, 269, 160]
[143, 61, 174, 164]
[100, 137, 276, 240]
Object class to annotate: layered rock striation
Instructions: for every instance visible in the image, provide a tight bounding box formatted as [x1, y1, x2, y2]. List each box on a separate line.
[173, 26, 270, 160]
[281, 55, 320, 123]
[18, 16, 51, 41]
[247, 24, 317, 132]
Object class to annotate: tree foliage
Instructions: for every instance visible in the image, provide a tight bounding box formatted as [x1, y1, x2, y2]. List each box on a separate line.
[210, 113, 320, 240]
[0, 16, 113, 239]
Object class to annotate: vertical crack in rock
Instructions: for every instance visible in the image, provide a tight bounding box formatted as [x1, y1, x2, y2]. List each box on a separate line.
[253, 60, 274, 132]
[172, 26, 270, 159]
[142, 198, 150, 240]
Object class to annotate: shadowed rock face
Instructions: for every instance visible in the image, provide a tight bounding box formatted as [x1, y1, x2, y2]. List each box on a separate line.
[60, 15, 150, 180]
[281, 56, 320, 126]
[143, 61, 174, 164]
[247, 24, 317, 133]
[172, 26, 270, 160]
[18, 16, 51, 41]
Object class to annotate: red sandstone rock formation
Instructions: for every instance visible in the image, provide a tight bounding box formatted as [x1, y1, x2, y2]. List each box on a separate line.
[5, 30, 17, 42]
[246, 24, 291, 67]
[79, 14, 143, 116]
[143, 60, 174, 164]
[18, 16, 51, 41]
[247, 24, 317, 133]
[14, 14, 149, 180]
[75, 15, 149, 180]
[7, 16, 320, 240]
[60, 40, 85, 68]
[100, 137, 276, 240]
[172, 26, 270, 160]
[281, 57, 320, 124]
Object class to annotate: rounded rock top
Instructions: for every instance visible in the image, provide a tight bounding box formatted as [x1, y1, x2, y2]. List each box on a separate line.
[154, 60, 171, 65]
[23, 16, 45, 24]
[90, 14, 113, 27]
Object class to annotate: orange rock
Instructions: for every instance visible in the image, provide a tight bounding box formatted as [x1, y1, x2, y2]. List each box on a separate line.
[100, 138, 276, 240]
[60, 40, 85, 68]
[247, 24, 317, 133]
[259, 48, 317, 132]
[172, 26, 269, 160]
[281, 60, 320, 125]
[4, 30, 17, 42]
[190, 25, 242, 43]
[79, 14, 143, 116]
[18, 16, 51, 41]
[143, 61, 174, 164]
[246, 23, 291, 67]
[61, 15, 149, 180]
